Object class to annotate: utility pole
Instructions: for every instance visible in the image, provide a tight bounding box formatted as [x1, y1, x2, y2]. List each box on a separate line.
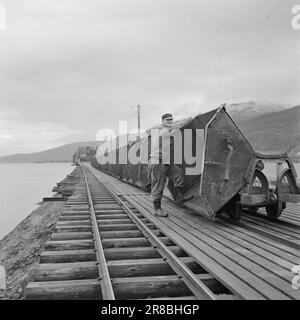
[137, 104, 141, 141]
[132, 104, 141, 141]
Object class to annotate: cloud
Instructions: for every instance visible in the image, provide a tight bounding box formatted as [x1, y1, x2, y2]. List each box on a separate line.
[0, 108, 84, 155]
[0, 0, 299, 155]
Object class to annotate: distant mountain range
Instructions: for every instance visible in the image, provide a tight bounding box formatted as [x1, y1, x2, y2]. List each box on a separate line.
[227, 101, 291, 121]
[232, 104, 300, 161]
[0, 141, 99, 163]
[0, 102, 299, 163]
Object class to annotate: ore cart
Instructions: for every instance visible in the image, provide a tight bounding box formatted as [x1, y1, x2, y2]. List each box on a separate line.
[92, 104, 300, 221]
[168, 105, 300, 221]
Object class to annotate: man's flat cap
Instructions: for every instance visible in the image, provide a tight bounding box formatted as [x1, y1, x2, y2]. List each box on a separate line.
[161, 113, 173, 120]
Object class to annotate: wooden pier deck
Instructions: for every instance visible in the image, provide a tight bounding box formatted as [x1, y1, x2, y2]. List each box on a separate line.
[87, 164, 300, 300]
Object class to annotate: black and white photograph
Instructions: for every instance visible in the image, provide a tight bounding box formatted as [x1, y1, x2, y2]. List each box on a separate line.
[0, 0, 299, 307]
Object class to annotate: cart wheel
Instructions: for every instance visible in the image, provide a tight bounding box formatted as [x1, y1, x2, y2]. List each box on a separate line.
[227, 202, 242, 221]
[266, 202, 284, 220]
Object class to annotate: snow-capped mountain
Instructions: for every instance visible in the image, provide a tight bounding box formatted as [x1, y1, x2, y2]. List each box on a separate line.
[227, 101, 290, 121]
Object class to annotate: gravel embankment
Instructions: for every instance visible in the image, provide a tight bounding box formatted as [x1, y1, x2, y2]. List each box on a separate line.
[0, 200, 65, 300]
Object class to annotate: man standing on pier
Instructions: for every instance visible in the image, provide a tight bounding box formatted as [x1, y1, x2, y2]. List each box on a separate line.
[148, 113, 193, 217]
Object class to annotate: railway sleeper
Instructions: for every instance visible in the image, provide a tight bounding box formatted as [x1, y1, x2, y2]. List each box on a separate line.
[25, 279, 101, 300]
[33, 257, 205, 281]
[111, 274, 227, 299]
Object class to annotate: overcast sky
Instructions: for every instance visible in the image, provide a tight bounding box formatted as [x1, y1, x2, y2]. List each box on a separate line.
[0, 0, 299, 156]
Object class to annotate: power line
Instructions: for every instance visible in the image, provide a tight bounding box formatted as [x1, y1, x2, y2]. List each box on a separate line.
[146, 0, 291, 108]
[145, 0, 265, 106]
[176, 0, 290, 93]
[168, 0, 265, 85]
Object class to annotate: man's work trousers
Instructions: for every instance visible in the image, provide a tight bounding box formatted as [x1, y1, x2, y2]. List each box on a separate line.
[148, 164, 184, 209]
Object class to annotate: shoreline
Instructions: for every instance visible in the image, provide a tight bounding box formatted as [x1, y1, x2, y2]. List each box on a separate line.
[0, 198, 66, 300]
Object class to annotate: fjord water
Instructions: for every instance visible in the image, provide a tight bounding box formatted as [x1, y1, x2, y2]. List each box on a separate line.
[0, 163, 73, 240]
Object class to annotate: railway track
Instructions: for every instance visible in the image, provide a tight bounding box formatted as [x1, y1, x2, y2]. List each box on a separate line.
[25, 166, 236, 300]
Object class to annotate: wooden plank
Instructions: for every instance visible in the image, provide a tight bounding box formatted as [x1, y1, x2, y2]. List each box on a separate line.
[34, 262, 98, 281]
[214, 221, 300, 265]
[65, 202, 88, 205]
[94, 204, 121, 209]
[55, 225, 92, 233]
[64, 206, 89, 210]
[62, 210, 90, 214]
[252, 210, 300, 230]
[96, 214, 130, 220]
[145, 294, 238, 300]
[51, 232, 92, 241]
[93, 200, 117, 204]
[101, 237, 173, 249]
[281, 212, 300, 223]
[25, 279, 101, 300]
[160, 197, 300, 260]
[103, 246, 187, 260]
[60, 212, 90, 217]
[203, 222, 296, 270]
[167, 213, 298, 295]
[145, 296, 196, 300]
[98, 224, 139, 231]
[59, 215, 90, 221]
[40, 249, 96, 263]
[45, 240, 94, 251]
[284, 209, 300, 217]
[112, 274, 218, 299]
[241, 215, 300, 239]
[56, 220, 90, 226]
[95, 210, 124, 214]
[107, 257, 205, 278]
[233, 219, 300, 249]
[221, 220, 300, 259]
[37, 257, 203, 281]
[97, 219, 132, 225]
[43, 197, 66, 202]
[100, 229, 161, 239]
[161, 201, 300, 265]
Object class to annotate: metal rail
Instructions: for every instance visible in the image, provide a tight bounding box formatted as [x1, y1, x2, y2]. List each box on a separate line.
[82, 167, 115, 300]
[86, 166, 216, 300]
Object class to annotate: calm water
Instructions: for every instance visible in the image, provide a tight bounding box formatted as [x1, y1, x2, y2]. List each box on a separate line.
[0, 163, 73, 240]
